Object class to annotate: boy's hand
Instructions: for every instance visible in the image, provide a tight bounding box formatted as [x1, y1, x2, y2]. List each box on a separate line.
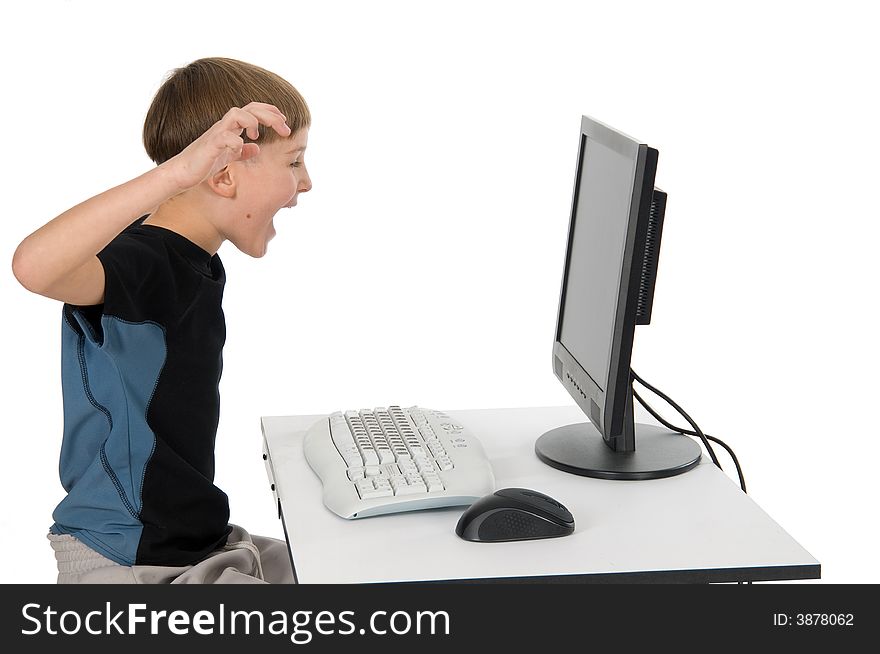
[162, 102, 292, 192]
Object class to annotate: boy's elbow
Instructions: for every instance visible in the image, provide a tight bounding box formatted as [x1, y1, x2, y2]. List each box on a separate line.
[11, 243, 47, 295]
[13, 245, 105, 305]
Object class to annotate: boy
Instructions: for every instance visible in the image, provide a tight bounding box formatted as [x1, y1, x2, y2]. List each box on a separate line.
[11, 57, 312, 583]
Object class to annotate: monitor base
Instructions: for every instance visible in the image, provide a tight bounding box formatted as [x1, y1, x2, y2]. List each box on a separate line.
[535, 422, 702, 480]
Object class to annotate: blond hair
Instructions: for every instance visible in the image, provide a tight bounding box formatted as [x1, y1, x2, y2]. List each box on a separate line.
[143, 57, 311, 165]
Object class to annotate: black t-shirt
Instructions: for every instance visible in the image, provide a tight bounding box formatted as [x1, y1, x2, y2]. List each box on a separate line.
[51, 217, 231, 566]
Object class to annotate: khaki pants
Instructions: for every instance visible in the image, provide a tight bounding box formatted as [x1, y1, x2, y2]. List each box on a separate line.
[48, 524, 294, 584]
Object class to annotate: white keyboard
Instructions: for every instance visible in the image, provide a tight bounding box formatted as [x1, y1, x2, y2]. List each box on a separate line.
[303, 406, 495, 519]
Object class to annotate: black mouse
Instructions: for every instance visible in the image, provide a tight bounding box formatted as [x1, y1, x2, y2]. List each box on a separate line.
[455, 488, 575, 542]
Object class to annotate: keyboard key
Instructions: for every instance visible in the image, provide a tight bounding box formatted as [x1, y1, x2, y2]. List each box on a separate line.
[389, 476, 408, 494]
[331, 419, 364, 467]
[377, 448, 395, 464]
[414, 457, 436, 474]
[399, 460, 418, 475]
[375, 478, 392, 492]
[355, 478, 393, 499]
[395, 482, 426, 496]
[436, 456, 454, 471]
[424, 475, 444, 492]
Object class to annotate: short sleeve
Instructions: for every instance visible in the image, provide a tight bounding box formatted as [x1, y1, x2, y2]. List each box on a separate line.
[96, 233, 166, 324]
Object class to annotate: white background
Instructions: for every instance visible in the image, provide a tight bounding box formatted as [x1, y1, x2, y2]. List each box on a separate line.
[1, 0, 877, 584]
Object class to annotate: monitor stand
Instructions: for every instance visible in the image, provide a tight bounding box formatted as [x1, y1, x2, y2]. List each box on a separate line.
[535, 392, 702, 480]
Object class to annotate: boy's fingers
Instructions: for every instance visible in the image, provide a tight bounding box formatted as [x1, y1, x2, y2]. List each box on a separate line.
[249, 107, 291, 136]
[233, 108, 260, 139]
[273, 120, 292, 136]
[221, 105, 291, 140]
[219, 132, 245, 156]
[242, 101, 286, 119]
[239, 103, 291, 136]
[222, 107, 259, 140]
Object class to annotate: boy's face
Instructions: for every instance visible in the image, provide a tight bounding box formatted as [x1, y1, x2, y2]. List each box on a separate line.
[226, 127, 311, 257]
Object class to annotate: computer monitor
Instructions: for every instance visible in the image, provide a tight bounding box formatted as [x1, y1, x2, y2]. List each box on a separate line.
[535, 115, 703, 480]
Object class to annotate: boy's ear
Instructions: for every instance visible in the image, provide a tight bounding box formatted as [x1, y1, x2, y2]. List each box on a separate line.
[206, 165, 237, 199]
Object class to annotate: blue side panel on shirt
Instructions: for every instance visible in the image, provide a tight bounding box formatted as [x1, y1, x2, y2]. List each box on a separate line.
[52, 312, 167, 565]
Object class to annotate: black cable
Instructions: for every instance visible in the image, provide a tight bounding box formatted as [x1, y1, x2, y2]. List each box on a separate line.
[630, 370, 721, 468]
[630, 385, 721, 469]
[630, 369, 747, 493]
[632, 387, 747, 493]
[630, 370, 746, 492]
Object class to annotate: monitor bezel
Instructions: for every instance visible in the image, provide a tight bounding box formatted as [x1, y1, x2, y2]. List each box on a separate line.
[552, 115, 658, 448]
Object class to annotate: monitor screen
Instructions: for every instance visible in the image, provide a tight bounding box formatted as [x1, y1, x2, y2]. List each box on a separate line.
[559, 135, 636, 392]
[536, 115, 702, 480]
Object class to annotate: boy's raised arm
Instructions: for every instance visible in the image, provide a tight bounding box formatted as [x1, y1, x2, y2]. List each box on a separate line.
[11, 103, 290, 306]
[12, 166, 185, 306]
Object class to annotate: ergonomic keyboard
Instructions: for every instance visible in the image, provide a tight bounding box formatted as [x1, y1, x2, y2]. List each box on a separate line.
[303, 406, 495, 519]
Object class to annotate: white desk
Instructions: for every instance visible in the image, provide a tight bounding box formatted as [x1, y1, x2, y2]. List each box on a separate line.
[260, 406, 820, 583]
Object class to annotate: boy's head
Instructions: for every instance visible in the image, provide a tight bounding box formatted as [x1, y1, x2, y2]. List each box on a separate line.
[143, 57, 312, 257]
[143, 57, 310, 165]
